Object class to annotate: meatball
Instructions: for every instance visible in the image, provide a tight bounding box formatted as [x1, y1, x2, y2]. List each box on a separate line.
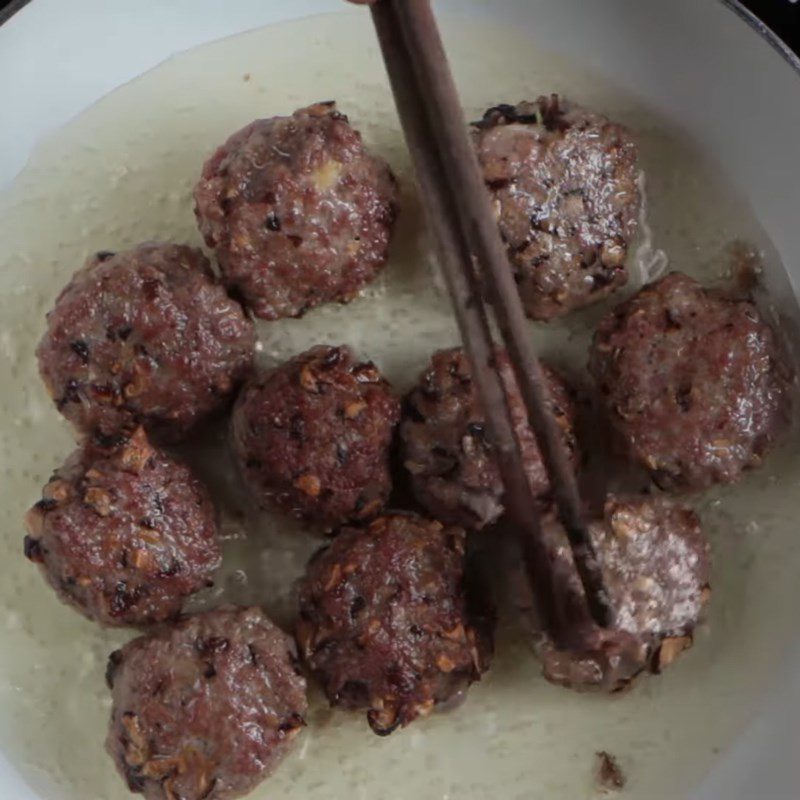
[106, 607, 307, 800]
[400, 347, 578, 529]
[296, 513, 492, 735]
[589, 271, 789, 490]
[23, 428, 220, 627]
[194, 102, 399, 320]
[231, 345, 400, 526]
[37, 243, 255, 443]
[472, 95, 641, 320]
[538, 494, 711, 692]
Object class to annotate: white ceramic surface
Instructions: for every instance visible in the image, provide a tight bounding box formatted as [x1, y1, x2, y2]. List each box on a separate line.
[1, 2, 799, 799]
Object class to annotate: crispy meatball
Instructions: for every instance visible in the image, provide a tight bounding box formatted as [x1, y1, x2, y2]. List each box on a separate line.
[106, 607, 307, 800]
[296, 513, 492, 735]
[589, 272, 790, 490]
[400, 347, 578, 529]
[194, 102, 399, 320]
[23, 428, 220, 627]
[37, 243, 255, 443]
[538, 494, 711, 692]
[472, 95, 641, 320]
[231, 345, 400, 527]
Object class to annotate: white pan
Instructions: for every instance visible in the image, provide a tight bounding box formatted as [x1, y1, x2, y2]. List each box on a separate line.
[0, 2, 798, 798]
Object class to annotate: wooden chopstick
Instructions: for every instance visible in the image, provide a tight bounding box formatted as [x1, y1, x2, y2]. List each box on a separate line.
[369, 0, 613, 637]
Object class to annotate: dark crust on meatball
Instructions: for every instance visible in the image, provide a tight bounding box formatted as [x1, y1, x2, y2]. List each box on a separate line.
[400, 347, 578, 529]
[23, 428, 221, 627]
[589, 271, 790, 490]
[472, 95, 641, 320]
[37, 243, 255, 443]
[194, 102, 399, 320]
[106, 607, 307, 800]
[539, 494, 711, 692]
[296, 513, 492, 734]
[231, 345, 400, 527]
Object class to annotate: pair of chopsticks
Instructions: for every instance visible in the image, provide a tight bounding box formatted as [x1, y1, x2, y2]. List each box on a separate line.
[365, 0, 613, 643]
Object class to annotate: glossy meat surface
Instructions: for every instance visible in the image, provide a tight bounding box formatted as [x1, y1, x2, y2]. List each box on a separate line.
[232, 345, 400, 527]
[296, 513, 492, 734]
[590, 271, 789, 490]
[23, 428, 221, 627]
[37, 243, 254, 443]
[539, 494, 711, 692]
[194, 102, 399, 320]
[106, 607, 307, 800]
[472, 96, 640, 320]
[401, 347, 578, 529]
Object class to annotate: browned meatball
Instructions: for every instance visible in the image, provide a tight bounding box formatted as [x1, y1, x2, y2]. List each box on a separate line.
[472, 95, 641, 320]
[589, 272, 789, 491]
[296, 513, 492, 735]
[194, 102, 399, 320]
[538, 494, 711, 692]
[400, 347, 578, 529]
[106, 607, 307, 800]
[231, 345, 400, 527]
[23, 428, 220, 627]
[37, 243, 255, 443]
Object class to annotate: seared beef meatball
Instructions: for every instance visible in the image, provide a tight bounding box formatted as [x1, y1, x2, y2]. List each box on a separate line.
[589, 272, 789, 490]
[538, 494, 711, 692]
[23, 428, 220, 627]
[37, 243, 255, 443]
[232, 345, 400, 527]
[296, 513, 492, 735]
[194, 102, 399, 320]
[106, 607, 307, 800]
[472, 95, 640, 320]
[401, 347, 578, 529]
